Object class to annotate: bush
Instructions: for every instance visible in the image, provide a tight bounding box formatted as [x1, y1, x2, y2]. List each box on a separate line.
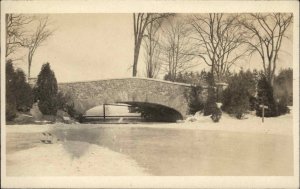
[204, 86, 217, 116]
[6, 60, 17, 121]
[35, 63, 58, 115]
[56, 91, 68, 111]
[6, 98, 17, 121]
[15, 69, 33, 112]
[255, 74, 279, 117]
[249, 96, 258, 111]
[56, 91, 79, 118]
[221, 70, 256, 119]
[163, 72, 175, 82]
[222, 87, 249, 119]
[210, 106, 222, 122]
[6, 60, 35, 120]
[274, 68, 293, 106]
[203, 71, 218, 116]
[277, 96, 290, 115]
[185, 85, 204, 115]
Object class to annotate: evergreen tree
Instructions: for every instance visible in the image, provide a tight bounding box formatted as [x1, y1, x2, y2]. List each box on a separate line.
[274, 68, 293, 106]
[56, 91, 78, 118]
[185, 85, 204, 114]
[15, 69, 33, 111]
[222, 72, 249, 119]
[6, 60, 17, 121]
[256, 74, 278, 117]
[221, 70, 258, 118]
[203, 86, 217, 116]
[203, 72, 217, 116]
[35, 63, 58, 115]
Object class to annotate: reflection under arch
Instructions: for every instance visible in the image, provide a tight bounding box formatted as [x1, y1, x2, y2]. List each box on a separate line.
[83, 102, 183, 123]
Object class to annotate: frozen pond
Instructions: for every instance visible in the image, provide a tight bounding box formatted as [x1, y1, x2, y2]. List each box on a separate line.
[7, 122, 293, 176]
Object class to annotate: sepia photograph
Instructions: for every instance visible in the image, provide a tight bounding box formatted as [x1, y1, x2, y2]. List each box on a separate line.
[1, 0, 299, 188]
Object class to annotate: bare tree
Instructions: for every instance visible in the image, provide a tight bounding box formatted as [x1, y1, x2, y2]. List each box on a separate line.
[22, 17, 53, 80]
[160, 18, 195, 81]
[5, 14, 34, 59]
[190, 13, 249, 83]
[132, 13, 173, 77]
[143, 18, 163, 78]
[239, 13, 293, 86]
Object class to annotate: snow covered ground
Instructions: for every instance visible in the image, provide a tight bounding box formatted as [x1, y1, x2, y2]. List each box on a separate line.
[5, 108, 294, 176]
[7, 108, 293, 136]
[180, 109, 293, 136]
[7, 142, 148, 176]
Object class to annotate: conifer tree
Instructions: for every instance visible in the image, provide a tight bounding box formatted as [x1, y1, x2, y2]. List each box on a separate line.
[221, 70, 256, 119]
[256, 74, 278, 117]
[15, 69, 33, 111]
[185, 85, 204, 114]
[35, 63, 58, 115]
[204, 72, 217, 116]
[6, 60, 17, 120]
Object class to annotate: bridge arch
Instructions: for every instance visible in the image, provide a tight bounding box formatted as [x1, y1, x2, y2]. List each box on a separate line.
[84, 102, 183, 122]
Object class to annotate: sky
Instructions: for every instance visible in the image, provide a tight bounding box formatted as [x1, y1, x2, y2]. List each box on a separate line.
[11, 13, 293, 83]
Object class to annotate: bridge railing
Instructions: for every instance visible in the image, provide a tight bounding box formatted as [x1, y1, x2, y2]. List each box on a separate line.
[81, 103, 142, 123]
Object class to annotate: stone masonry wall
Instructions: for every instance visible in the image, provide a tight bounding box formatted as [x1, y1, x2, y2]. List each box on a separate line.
[58, 78, 207, 117]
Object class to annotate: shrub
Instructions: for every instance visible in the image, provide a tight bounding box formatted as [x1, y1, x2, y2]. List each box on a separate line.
[35, 63, 58, 115]
[6, 60, 17, 121]
[163, 72, 175, 81]
[210, 106, 222, 122]
[204, 86, 217, 116]
[203, 71, 218, 116]
[6, 60, 35, 120]
[256, 74, 279, 117]
[185, 85, 204, 115]
[249, 96, 258, 111]
[274, 68, 293, 106]
[277, 96, 290, 115]
[15, 69, 33, 112]
[222, 87, 250, 119]
[221, 70, 256, 119]
[56, 91, 78, 118]
[56, 91, 68, 111]
[6, 100, 17, 121]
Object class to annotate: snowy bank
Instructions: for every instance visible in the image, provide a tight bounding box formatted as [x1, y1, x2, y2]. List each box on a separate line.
[7, 142, 148, 176]
[6, 109, 293, 136]
[181, 110, 293, 136]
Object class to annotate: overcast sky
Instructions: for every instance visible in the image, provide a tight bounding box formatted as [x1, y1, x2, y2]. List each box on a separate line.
[12, 13, 293, 83]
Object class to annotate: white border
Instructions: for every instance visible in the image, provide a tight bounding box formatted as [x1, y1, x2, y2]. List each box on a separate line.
[1, 0, 299, 188]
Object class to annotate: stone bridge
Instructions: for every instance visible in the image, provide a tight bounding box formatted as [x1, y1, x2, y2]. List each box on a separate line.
[58, 77, 207, 119]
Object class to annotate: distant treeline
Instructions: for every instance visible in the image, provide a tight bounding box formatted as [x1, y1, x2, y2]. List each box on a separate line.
[167, 68, 292, 119]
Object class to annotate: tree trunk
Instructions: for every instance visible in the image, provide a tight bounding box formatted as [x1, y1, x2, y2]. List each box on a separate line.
[270, 76, 274, 87]
[132, 36, 143, 77]
[28, 52, 32, 81]
[5, 15, 8, 58]
[211, 60, 215, 86]
[28, 63, 31, 81]
[132, 45, 140, 77]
